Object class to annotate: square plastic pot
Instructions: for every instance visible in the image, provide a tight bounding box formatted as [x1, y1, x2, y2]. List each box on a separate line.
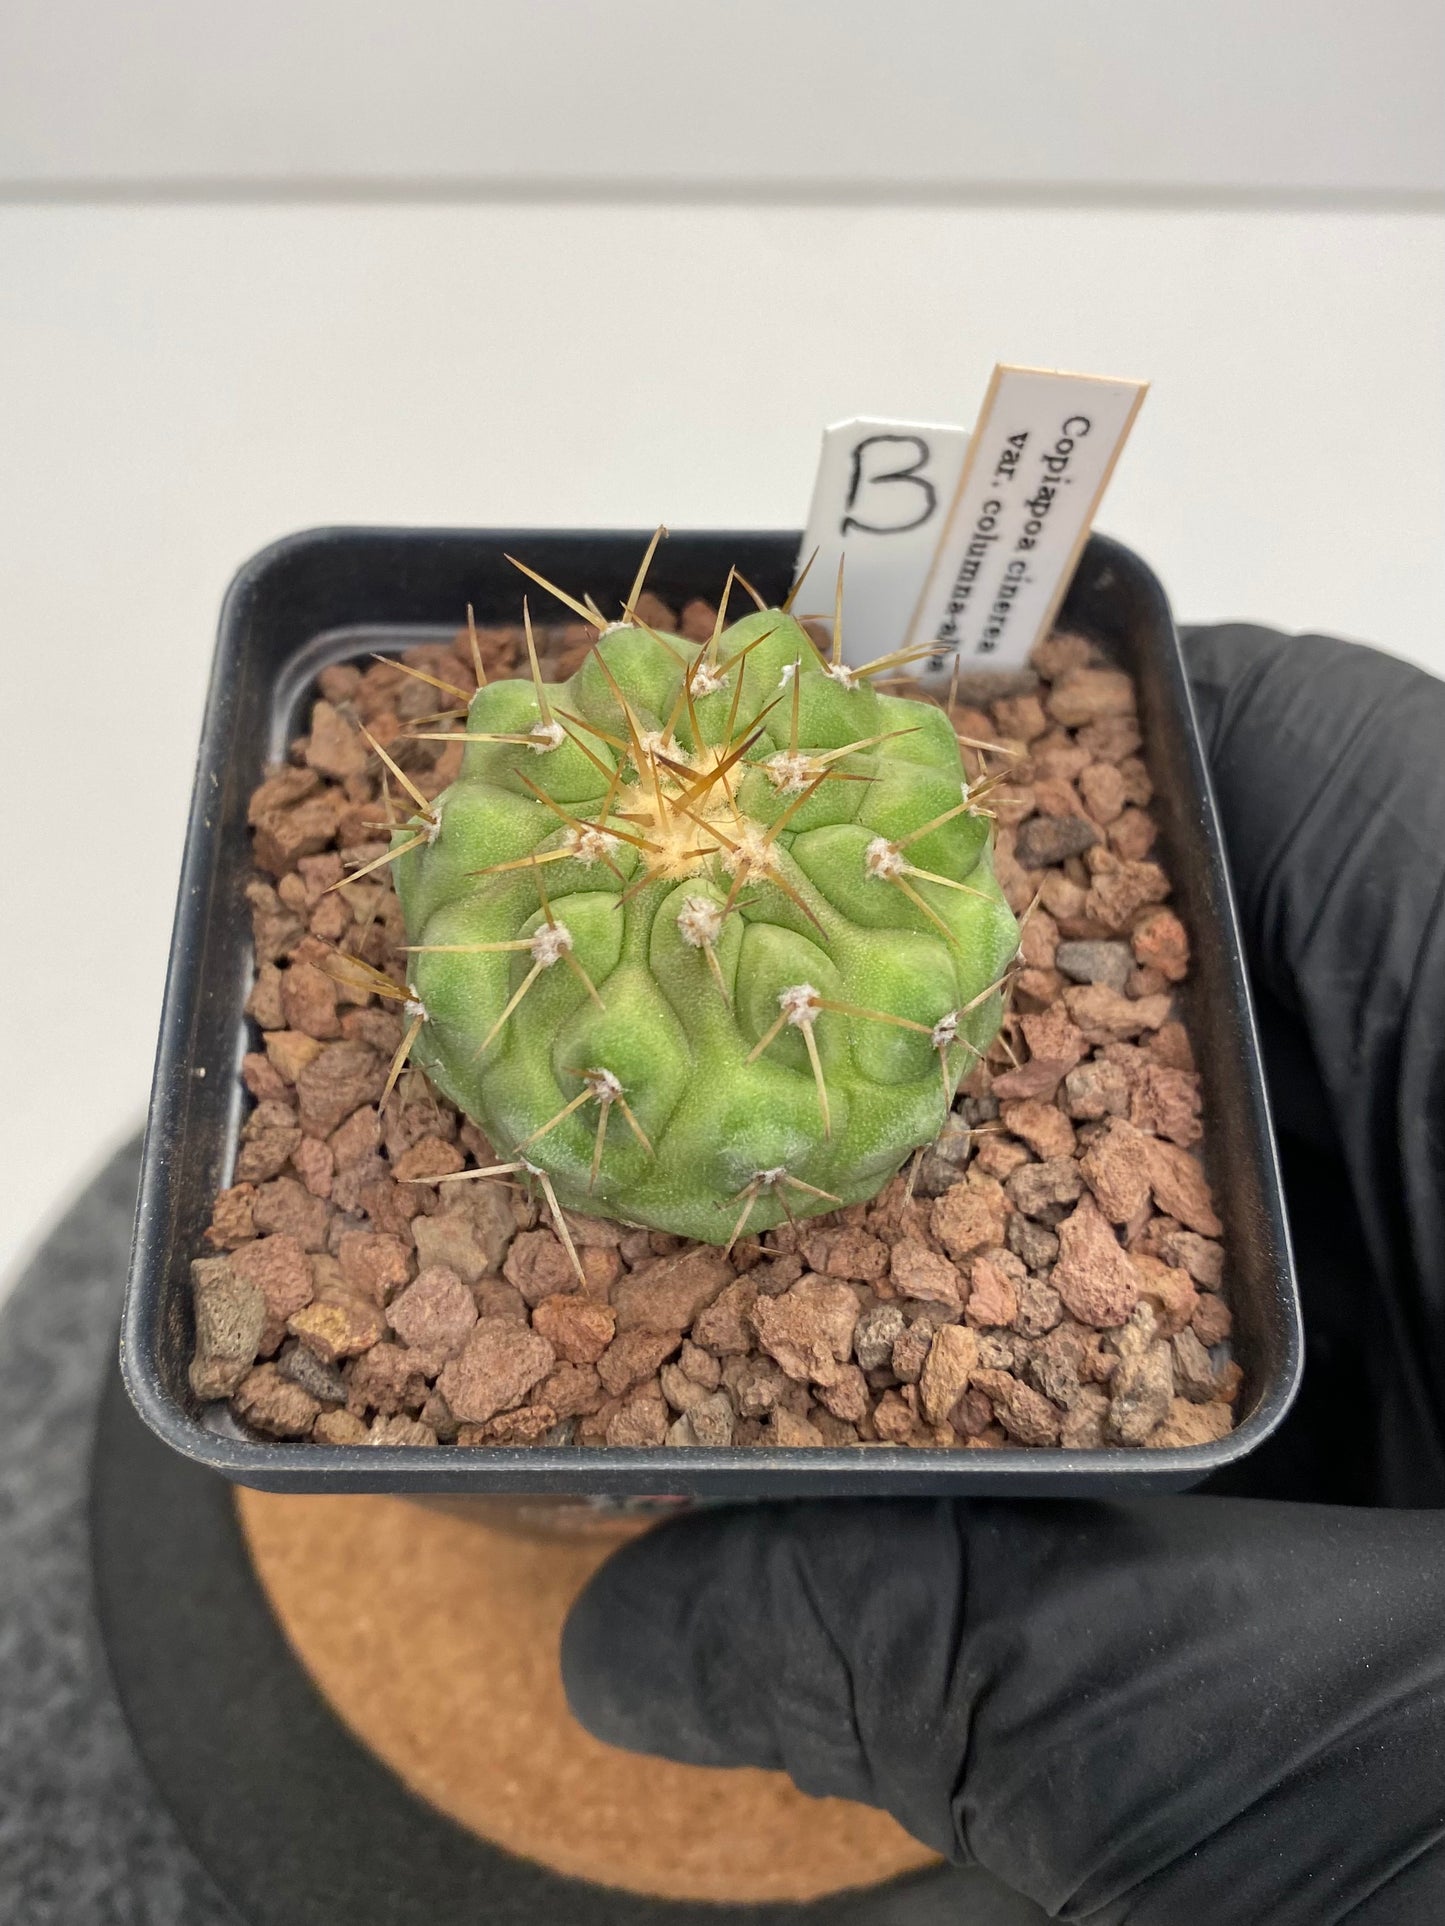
[122, 526, 1301, 1496]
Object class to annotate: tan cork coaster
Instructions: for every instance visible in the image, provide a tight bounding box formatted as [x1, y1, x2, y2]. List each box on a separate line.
[235, 1489, 938, 1904]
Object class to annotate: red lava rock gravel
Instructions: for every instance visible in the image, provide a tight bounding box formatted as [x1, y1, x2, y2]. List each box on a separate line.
[191, 609, 1240, 1450]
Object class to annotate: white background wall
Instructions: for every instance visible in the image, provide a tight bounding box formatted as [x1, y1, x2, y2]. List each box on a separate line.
[1, 4, 1441, 1299]
[2, 0, 1441, 196]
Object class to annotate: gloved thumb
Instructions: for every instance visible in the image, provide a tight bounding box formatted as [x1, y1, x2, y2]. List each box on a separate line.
[562, 1495, 1445, 1922]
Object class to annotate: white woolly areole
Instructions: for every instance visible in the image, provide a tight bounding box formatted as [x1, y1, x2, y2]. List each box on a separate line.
[824, 661, 859, 691]
[583, 1066, 623, 1102]
[529, 921, 574, 966]
[677, 895, 724, 949]
[721, 821, 776, 877]
[528, 719, 565, 752]
[404, 994, 428, 1023]
[764, 749, 815, 794]
[754, 1166, 788, 1187]
[564, 823, 620, 865]
[778, 661, 797, 687]
[689, 659, 728, 697]
[599, 621, 634, 639]
[931, 1011, 959, 1051]
[778, 982, 822, 1027]
[864, 835, 907, 880]
[637, 728, 676, 760]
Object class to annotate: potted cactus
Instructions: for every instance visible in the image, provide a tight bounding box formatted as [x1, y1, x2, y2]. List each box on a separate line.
[121, 525, 1300, 1494]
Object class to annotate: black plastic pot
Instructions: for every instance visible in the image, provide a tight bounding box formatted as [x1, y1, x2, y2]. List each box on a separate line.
[122, 526, 1301, 1496]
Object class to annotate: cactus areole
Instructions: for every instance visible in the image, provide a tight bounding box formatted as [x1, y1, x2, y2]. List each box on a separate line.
[393, 559, 1020, 1246]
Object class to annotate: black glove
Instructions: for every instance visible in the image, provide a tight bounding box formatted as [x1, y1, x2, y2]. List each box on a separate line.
[562, 626, 1445, 1923]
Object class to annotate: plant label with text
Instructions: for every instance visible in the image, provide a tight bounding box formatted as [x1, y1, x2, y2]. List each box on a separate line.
[796, 418, 969, 662]
[905, 365, 1147, 674]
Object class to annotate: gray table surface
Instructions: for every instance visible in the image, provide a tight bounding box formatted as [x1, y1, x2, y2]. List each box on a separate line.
[0, 1138, 235, 1925]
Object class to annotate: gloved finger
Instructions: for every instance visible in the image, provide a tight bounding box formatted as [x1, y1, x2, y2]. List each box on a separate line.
[563, 1495, 1445, 1924]
[1185, 626, 1445, 1496]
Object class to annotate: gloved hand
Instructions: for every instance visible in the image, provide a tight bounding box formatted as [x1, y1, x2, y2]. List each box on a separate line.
[562, 626, 1445, 1924]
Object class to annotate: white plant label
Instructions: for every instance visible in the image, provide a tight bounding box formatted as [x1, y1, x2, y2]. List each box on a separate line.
[905, 365, 1148, 674]
[796, 418, 969, 662]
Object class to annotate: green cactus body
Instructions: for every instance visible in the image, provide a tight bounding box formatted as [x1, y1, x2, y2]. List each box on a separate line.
[393, 593, 1019, 1244]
